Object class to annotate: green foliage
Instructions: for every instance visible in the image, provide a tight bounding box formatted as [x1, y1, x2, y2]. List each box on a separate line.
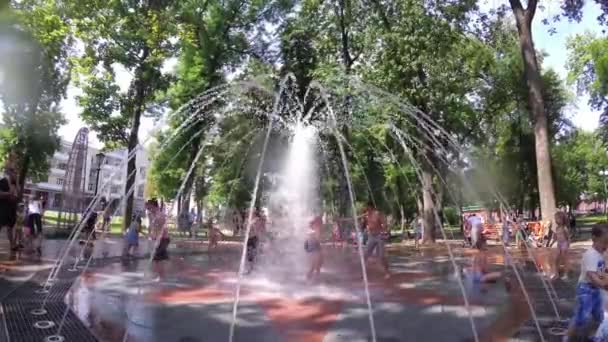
[443, 207, 460, 226]
[460, 20, 572, 214]
[567, 33, 608, 141]
[0, 0, 69, 190]
[552, 129, 608, 207]
[70, 0, 176, 149]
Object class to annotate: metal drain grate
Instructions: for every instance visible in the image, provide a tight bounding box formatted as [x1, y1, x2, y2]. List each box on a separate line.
[5, 280, 73, 304]
[3, 301, 97, 342]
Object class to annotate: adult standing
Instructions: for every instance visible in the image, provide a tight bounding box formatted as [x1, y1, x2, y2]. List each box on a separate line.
[0, 157, 19, 252]
[467, 213, 483, 248]
[363, 202, 391, 279]
[146, 198, 169, 260]
[27, 194, 43, 255]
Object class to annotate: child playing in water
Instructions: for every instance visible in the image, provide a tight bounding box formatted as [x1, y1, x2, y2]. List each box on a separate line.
[501, 215, 511, 247]
[465, 236, 502, 293]
[305, 216, 323, 281]
[567, 224, 608, 340]
[209, 223, 225, 250]
[14, 202, 25, 251]
[146, 199, 169, 261]
[331, 221, 341, 248]
[123, 215, 142, 259]
[413, 216, 422, 250]
[552, 211, 570, 281]
[246, 209, 264, 274]
[515, 217, 526, 249]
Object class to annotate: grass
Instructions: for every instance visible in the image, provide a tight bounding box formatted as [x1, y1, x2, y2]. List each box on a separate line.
[577, 214, 607, 226]
[43, 210, 124, 234]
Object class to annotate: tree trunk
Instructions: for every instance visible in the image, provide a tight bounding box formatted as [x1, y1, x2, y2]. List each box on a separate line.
[123, 45, 150, 231]
[421, 159, 436, 243]
[18, 152, 30, 199]
[510, 0, 556, 225]
[335, 0, 355, 218]
[123, 115, 140, 231]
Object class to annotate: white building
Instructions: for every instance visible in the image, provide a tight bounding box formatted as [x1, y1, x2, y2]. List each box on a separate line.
[25, 139, 150, 214]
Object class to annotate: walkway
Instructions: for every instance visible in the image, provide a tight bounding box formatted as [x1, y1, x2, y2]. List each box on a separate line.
[0, 237, 585, 341]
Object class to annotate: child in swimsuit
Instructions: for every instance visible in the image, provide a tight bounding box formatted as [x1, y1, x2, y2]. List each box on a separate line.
[553, 211, 570, 280]
[123, 216, 142, 259]
[515, 217, 526, 249]
[305, 216, 323, 280]
[465, 236, 502, 296]
[209, 224, 224, 250]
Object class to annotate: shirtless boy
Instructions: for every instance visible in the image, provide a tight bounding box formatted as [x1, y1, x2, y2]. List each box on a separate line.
[363, 203, 390, 279]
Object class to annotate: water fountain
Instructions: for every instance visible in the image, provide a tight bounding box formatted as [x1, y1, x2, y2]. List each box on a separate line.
[28, 74, 566, 342]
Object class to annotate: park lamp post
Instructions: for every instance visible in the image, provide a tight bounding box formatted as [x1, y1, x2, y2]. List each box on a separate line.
[600, 170, 608, 219]
[94, 152, 106, 196]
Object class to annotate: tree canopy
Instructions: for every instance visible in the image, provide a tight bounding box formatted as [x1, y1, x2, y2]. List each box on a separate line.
[4, 0, 608, 239]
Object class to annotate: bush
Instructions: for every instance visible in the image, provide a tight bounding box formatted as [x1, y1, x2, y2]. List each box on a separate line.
[443, 207, 460, 226]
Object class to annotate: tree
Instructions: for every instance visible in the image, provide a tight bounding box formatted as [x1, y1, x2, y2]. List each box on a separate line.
[467, 20, 572, 215]
[0, 0, 69, 194]
[359, 0, 485, 242]
[70, 0, 176, 229]
[505, 0, 608, 223]
[566, 33, 608, 140]
[148, 0, 292, 217]
[552, 129, 607, 210]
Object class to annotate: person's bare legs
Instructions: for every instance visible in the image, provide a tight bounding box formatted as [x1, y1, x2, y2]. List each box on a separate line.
[307, 252, 320, 280]
[553, 251, 563, 279]
[381, 256, 391, 279]
[315, 252, 323, 277]
[562, 250, 570, 278]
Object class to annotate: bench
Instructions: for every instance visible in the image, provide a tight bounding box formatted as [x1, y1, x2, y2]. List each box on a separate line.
[481, 223, 500, 242]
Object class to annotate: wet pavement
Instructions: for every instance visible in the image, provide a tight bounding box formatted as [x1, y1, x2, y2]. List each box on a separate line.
[0, 237, 590, 341]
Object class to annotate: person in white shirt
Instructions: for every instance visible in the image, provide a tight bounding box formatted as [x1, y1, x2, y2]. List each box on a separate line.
[568, 224, 608, 339]
[27, 195, 44, 256]
[467, 214, 483, 248]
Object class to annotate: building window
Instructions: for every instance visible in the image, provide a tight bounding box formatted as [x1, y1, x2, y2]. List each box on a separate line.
[137, 185, 144, 198]
[139, 167, 146, 176]
[111, 185, 121, 194]
[53, 193, 62, 207]
[57, 163, 67, 170]
[56, 178, 64, 186]
[88, 183, 95, 192]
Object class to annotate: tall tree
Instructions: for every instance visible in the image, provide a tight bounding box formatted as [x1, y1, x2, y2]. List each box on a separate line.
[566, 33, 608, 140]
[0, 0, 69, 194]
[361, 0, 483, 242]
[505, 0, 608, 222]
[149, 0, 291, 216]
[70, 0, 176, 229]
[508, 0, 558, 223]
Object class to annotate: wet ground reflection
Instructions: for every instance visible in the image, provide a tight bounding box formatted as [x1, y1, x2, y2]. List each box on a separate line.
[67, 242, 581, 342]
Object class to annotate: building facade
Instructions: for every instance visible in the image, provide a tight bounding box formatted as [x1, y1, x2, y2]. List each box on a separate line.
[25, 139, 150, 215]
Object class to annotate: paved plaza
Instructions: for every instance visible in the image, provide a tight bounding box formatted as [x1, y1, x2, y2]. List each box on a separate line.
[0, 236, 589, 341]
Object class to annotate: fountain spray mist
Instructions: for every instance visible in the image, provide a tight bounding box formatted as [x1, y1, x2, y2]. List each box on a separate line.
[269, 122, 319, 274]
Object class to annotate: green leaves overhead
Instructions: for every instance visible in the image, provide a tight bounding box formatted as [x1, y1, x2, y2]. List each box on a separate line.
[0, 0, 69, 193]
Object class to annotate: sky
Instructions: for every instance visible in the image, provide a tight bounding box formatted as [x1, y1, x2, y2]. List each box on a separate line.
[58, 0, 604, 147]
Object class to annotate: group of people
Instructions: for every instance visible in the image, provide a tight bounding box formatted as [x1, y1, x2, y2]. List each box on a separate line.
[242, 202, 392, 280]
[120, 198, 170, 261]
[0, 156, 46, 257]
